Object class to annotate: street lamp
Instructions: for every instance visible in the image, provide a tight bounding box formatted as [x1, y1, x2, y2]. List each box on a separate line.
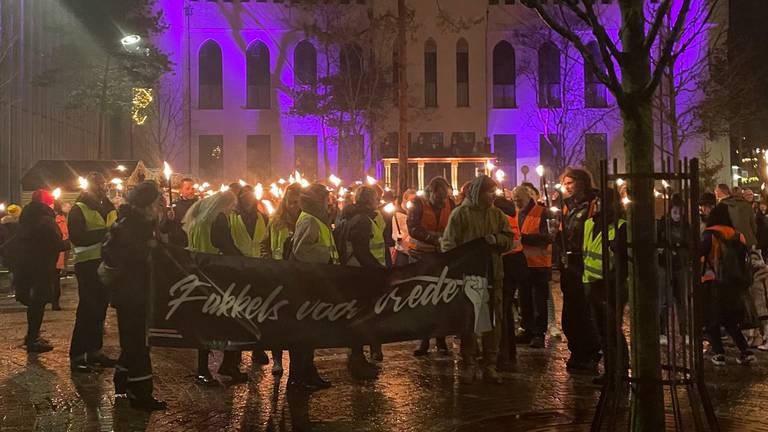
[121, 34, 141, 49]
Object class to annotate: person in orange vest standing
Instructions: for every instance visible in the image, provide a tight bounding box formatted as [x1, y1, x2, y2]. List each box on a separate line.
[510, 186, 553, 349]
[407, 176, 456, 356]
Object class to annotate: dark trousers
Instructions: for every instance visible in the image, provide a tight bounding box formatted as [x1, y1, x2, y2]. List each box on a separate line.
[700, 281, 750, 355]
[289, 348, 317, 382]
[586, 279, 628, 376]
[561, 260, 600, 362]
[519, 268, 550, 337]
[69, 260, 110, 361]
[114, 304, 153, 399]
[500, 253, 526, 363]
[26, 300, 46, 343]
[51, 274, 61, 307]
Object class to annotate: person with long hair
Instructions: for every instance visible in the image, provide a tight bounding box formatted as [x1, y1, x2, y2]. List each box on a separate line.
[558, 167, 602, 373]
[392, 189, 416, 266]
[183, 191, 249, 384]
[260, 183, 303, 376]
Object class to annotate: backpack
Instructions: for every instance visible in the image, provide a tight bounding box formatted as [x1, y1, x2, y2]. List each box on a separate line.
[709, 229, 752, 291]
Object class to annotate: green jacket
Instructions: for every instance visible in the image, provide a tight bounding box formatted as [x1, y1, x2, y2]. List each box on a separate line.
[440, 176, 513, 281]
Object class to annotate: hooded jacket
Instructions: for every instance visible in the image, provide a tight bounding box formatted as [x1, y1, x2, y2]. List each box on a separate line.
[337, 202, 384, 268]
[13, 201, 69, 304]
[292, 184, 335, 264]
[440, 176, 514, 281]
[719, 197, 758, 247]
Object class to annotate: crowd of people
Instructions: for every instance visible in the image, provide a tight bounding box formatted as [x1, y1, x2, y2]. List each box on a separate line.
[1, 167, 767, 413]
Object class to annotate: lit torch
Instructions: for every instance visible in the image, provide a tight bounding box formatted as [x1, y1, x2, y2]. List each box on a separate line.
[329, 174, 342, 188]
[366, 175, 377, 185]
[254, 183, 263, 200]
[52, 188, 62, 201]
[78, 176, 89, 190]
[163, 161, 173, 207]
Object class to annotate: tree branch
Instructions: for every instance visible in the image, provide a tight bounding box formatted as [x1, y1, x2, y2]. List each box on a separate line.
[643, 0, 673, 53]
[643, 0, 692, 98]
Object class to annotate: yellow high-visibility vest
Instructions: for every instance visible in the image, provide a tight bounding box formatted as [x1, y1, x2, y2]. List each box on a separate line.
[347, 210, 386, 266]
[296, 211, 339, 264]
[72, 202, 117, 264]
[187, 221, 219, 254]
[268, 220, 291, 260]
[582, 218, 626, 283]
[228, 212, 266, 258]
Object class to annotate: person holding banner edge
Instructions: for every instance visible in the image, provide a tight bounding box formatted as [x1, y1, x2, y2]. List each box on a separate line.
[441, 175, 514, 384]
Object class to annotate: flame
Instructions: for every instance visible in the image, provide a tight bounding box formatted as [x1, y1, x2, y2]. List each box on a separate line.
[383, 202, 396, 213]
[238, 179, 247, 187]
[495, 169, 506, 183]
[254, 183, 263, 200]
[270, 183, 281, 198]
[339, 187, 348, 196]
[549, 206, 560, 213]
[278, 178, 286, 185]
[0, 203, 5, 212]
[366, 175, 377, 185]
[405, 201, 413, 210]
[163, 161, 172, 181]
[661, 179, 669, 189]
[535, 165, 545, 177]
[452, 189, 459, 197]
[78, 176, 88, 190]
[201, 182, 210, 189]
[299, 179, 310, 188]
[116, 184, 124, 191]
[116, 164, 127, 172]
[615, 178, 625, 187]
[52, 188, 62, 200]
[220, 184, 229, 192]
[622, 196, 631, 206]
[485, 161, 496, 171]
[329, 174, 342, 187]
[111, 178, 123, 185]
[416, 190, 425, 197]
[261, 199, 275, 215]
[495, 188, 503, 196]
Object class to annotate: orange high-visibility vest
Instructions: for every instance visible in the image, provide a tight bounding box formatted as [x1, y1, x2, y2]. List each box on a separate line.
[418, 197, 452, 233]
[510, 204, 552, 268]
[701, 225, 744, 283]
[503, 214, 524, 255]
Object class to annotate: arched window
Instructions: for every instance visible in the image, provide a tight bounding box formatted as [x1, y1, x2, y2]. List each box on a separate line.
[538, 42, 561, 108]
[456, 38, 469, 107]
[294, 40, 317, 86]
[584, 41, 607, 108]
[246, 41, 270, 109]
[424, 38, 437, 107]
[199, 40, 222, 109]
[492, 40, 516, 108]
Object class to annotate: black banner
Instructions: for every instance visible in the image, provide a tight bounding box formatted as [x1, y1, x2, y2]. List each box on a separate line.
[148, 240, 492, 350]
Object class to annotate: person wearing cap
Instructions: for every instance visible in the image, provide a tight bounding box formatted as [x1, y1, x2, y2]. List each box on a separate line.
[101, 181, 167, 411]
[0, 204, 22, 269]
[68, 172, 118, 372]
[12, 190, 69, 353]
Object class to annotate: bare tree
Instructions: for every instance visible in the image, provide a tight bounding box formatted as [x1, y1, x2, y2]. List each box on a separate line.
[520, 1, 694, 428]
[515, 28, 618, 175]
[138, 80, 184, 166]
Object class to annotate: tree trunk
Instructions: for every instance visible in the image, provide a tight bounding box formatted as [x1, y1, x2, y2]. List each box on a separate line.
[620, 2, 665, 430]
[397, 0, 409, 194]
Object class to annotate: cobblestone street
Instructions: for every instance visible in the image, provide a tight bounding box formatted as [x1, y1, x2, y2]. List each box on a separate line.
[1, 278, 768, 432]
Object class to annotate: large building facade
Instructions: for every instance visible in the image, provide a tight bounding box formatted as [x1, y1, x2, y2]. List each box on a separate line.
[150, 0, 730, 188]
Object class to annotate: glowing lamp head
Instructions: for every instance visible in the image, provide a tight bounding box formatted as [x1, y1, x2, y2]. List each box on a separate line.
[120, 34, 141, 47]
[163, 161, 172, 181]
[535, 165, 545, 177]
[78, 176, 88, 190]
[52, 188, 62, 200]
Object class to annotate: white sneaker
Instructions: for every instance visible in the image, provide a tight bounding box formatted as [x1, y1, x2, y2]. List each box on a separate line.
[757, 340, 768, 352]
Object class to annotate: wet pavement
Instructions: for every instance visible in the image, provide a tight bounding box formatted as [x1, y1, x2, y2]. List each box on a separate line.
[1, 277, 767, 432]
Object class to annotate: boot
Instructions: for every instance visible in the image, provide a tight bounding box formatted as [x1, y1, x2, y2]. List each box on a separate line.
[348, 353, 379, 380]
[483, 365, 503, 385]
[252, 350, 270, 366]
